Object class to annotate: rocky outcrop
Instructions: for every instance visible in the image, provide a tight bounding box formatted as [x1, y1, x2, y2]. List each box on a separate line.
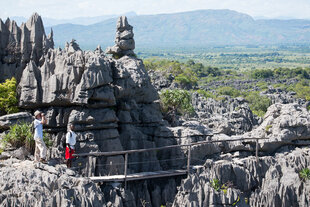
[148, 70, 175, 91]
[192, 93, 260, 135]
[11, 14, 167, 179]
[246, 103, 310, 152]
[173, 146, 310, 207]
[0, 158, 106, 206]
[0, 13, 53, 82]
[106, 16, 135, 56]
[0, 112, 32, 130]
[261, 87, 306, 105]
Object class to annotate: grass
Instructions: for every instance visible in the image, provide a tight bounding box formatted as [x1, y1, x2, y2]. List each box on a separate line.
[299, 168, 310, 181]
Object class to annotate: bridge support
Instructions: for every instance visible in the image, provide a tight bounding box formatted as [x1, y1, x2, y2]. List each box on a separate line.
[124, 153, 128, 189]
[187, 145, 191, 176]
[255, 138, 259, 165]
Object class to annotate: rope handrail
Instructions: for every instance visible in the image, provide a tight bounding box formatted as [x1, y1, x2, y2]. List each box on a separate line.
[74, 137, 268, 157]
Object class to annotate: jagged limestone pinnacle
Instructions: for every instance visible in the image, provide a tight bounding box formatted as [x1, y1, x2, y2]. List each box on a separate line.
[106, 16, 135, 57]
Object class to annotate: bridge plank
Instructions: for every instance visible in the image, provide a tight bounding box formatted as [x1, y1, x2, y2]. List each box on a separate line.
[89, 170, 187, 182]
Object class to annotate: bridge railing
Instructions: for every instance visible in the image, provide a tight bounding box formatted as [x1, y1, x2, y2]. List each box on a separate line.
[75, 137, 268, 188]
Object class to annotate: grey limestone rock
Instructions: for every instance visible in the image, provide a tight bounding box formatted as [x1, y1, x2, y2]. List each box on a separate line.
[245, 103, 310, 152]
[0, 112, 32, 130]
[0, 13, 53, 83]
[173, 146, 310, 207]
[106, 16, 135, 56]
[192, 93, 260, 135]
[0, 158, 107, 206]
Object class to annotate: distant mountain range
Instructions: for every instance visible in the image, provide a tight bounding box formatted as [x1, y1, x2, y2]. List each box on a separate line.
[10, 12, 137, 27]
[24, 10, 310, 49]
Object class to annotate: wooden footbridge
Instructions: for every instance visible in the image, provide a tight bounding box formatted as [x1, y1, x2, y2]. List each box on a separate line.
[75, 137, 266, 188]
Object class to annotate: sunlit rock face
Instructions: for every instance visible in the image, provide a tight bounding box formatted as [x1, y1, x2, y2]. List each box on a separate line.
[0, 13, 54, 82]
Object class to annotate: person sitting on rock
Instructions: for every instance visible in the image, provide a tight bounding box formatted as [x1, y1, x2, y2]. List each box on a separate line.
[65, 124, 77, 168]
[33, 110, 47, 163]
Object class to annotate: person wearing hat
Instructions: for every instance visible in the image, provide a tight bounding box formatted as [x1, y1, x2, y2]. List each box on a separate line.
[33, 110, 47, 163]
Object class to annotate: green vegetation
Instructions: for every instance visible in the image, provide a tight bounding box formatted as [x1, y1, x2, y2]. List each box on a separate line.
[250, 69, 273, 79]
[216, 86, 241, 98]
[2, 122, 33, 151]
[196, 88, 271, 117]
[2, 123, 52, 152]
[265, 125, 272, 132]
[145, 59, 200, 87]
[256, 82, 269, 90]
[145, 56, 310, 118]
[299, 168, 310, 181]
[0, 77, 18, 115]
[244, 92, 271, 117]
[210, 178, 221, 191]
[250, 67, 310, 80]
[210, 179, 229, 194]
[159, 89, 194, 116]
[195, 89, 216, 99]
[293, 81, 310, 101]
[139, 45, 310, 71]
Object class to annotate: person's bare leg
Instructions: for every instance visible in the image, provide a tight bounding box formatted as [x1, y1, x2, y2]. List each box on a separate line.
[67, 159, 72, 168]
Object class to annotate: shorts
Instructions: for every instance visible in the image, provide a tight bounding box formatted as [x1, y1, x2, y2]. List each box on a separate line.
[65, 147, 75, 160]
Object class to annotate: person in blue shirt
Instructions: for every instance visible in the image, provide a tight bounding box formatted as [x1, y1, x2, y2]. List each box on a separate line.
[33, 110, 47, 163]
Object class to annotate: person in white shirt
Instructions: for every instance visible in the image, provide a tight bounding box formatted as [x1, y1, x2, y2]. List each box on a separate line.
[65, 124, 77, 168]
[33, 110, 47, 163]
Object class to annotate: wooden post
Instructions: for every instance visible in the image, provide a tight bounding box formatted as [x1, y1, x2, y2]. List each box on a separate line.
[124, 153, 128, 190]
[255, 138, 259, 164]
[187, 145, 191, 176]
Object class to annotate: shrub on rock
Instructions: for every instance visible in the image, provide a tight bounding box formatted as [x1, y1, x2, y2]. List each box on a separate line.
[159, 89, 194, 116]
[0, 78, 18, 115]
[2, 123, 52, 152]
[245, 91, 271, 117]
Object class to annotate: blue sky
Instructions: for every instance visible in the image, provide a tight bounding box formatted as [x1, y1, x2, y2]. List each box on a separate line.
[1, 0, 310, 19]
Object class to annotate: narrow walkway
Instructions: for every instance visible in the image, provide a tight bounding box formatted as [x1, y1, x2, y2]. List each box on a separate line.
[76, 137, 266, 187]
[90, 169, 187, 182]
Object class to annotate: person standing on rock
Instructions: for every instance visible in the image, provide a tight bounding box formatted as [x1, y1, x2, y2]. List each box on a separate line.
[33, 110, 47, 163]
[65, 124, 77, 168]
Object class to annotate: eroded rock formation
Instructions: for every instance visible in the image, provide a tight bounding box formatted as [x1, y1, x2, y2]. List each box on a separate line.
[1, 13, 310, 207]
[0, 159, 106, 206]
[173, 146, 310, 207]
[106, 16, 135, 56]
[0, 13, 53, 82]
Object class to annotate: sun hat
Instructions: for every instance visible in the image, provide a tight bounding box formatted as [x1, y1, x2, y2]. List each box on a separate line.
[34, 110, 41, 117]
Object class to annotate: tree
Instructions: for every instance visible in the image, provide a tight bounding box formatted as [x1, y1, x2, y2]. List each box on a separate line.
[159, 89, 194, 116]
[0, 78, 18, 115]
